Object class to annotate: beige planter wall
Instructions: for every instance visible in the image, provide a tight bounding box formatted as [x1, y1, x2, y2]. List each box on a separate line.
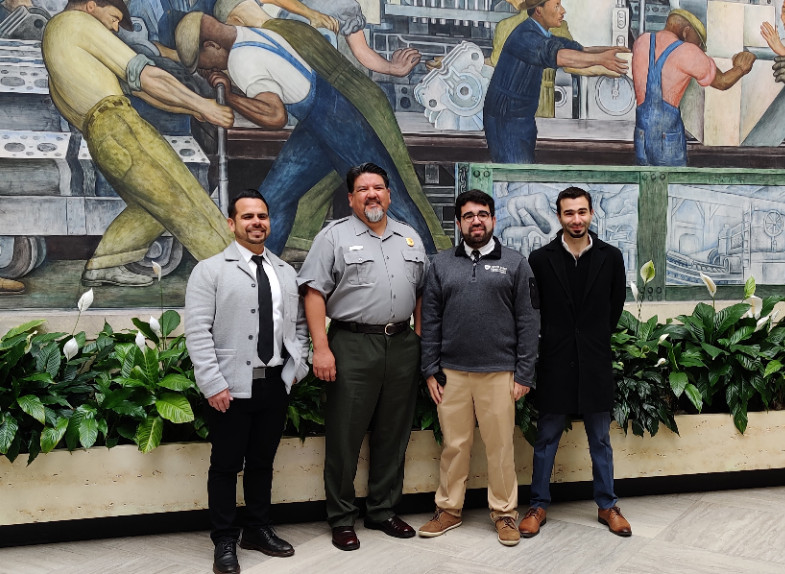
[2, 412, 785, 526]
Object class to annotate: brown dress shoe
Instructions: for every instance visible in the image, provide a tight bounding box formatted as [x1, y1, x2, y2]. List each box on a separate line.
[598, 506, 632, 537]
[418, 508, 462, 538]
[518, 507, 546, 538]
[331, 526, 360, 551]
[363, 515, 415, 538]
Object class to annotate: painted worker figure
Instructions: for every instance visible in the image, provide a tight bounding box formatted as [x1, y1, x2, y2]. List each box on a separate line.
[418, 189, 540, 547]
[483, 0, 629, 164]
[174, 10, 450, 255]
[632, 9, 755, 167]
[42, 0, 235, 287]
[185, 189, 310, 574]
[298, 163, 427, 551]
[519, 187, 628, 539]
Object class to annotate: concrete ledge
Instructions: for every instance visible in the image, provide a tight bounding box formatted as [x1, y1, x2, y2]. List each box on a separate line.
[2, 412, 784, 526]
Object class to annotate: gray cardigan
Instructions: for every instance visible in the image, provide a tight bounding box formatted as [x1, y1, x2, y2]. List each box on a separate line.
[185, 242, 309, 399]
[420, 237, 540, 386]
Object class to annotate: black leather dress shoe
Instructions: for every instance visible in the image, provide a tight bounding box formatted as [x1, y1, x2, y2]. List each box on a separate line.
[363, 515, 416, 538]
[331, 526, 360, 551]
[239, 526, 294, 557]
[213, 538, 240, 574]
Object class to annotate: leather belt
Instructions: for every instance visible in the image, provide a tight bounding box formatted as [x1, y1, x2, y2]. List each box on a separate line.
[331, 320, 410, 336]
[252, 364, 283, 380]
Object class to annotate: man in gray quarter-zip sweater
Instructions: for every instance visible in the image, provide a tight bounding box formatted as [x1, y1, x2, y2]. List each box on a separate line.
[418, 189, 540, 547]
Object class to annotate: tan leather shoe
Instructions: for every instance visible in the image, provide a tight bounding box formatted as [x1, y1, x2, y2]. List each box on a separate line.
[598, 506, 632, 537]
[0, 278, 25, 294]
[495, 516, 520, 546]
[518, 507, 546, 538]
[418, 507, 462, 538]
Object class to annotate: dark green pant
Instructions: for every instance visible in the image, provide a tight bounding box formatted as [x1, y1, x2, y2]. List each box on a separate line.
[324, 327, 420, 526]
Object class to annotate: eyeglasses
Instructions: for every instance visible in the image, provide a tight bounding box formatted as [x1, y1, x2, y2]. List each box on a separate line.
[460, 210, 491, 222]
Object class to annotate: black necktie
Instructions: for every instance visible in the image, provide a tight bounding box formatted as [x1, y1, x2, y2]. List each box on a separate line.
[472, 250, 481, 263]
[251, 255, 274, 363]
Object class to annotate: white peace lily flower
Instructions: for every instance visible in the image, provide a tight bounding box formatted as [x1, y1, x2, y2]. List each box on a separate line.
[640, 260, 655, 285]
[63, 337, 79, 361]
[755, 315, 770, 333]
[699, 272, 717, 297]
[135, 330, 146, 351]
[151, 261, 162, 281]
[149, 316, 161, 335]
[659, 333, 669, 343]
[771, 310, 780, 324]
[743, 295, 763, 320]
[655, 358, 667, 367]
[629, 280, 639, 301]
[77, 288, 94, 312]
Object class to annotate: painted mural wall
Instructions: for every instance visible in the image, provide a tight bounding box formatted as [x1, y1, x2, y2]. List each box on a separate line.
[1, 0, 784, 310]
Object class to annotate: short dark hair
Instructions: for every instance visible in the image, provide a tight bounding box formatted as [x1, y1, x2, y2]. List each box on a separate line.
[228, 189, 269, 218]
[527, 8, 537, 16]
[455, 189, 495, 218]
[556, 187, 593, 215]
[346, 162, 389, 192]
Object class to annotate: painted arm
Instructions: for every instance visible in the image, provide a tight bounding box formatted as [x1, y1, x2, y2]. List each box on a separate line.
[260, 0, 339, 33]
[345, 30, 421, 76]
[206, 71, 287, 129]
[304, 287, 336, 382]
[136, 66, 234, 127]
[710, 52, 756, 90]
[557, 46, 629, 75]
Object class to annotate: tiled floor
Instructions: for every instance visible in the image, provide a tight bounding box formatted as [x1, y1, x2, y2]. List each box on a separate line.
[3, 487, 785, 574]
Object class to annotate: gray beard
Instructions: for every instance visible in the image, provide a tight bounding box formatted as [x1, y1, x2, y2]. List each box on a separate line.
[365, 206, 384, 223]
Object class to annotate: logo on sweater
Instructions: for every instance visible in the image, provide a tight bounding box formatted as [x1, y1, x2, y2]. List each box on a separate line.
[485, 265, 507, 274]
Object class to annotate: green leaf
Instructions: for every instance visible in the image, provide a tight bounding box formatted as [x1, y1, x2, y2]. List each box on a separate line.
[0, 414, 19, 454]
[135, 416, 163, 453]
[79, 417, 99, 449]
[155, 393, 194, 424]
[158, 374, 194, 392]
[17, 394, 46, 424]
[727, 326, 756, 346]
[700, 343, 725, 359]
[743, 276, 756, 300]
[160, 310, 181, 338]
[764, 360, 783, 378]
[684, 384, 703, 412]
[40, 417, 69, 453]
[36, 342, 62, 378]
[0, 320, 46, 343]
[733, 409, 748, 434]
[132, 318, 159, 345]
[669, 372, 688, 397]
[142, 347, 160, 385]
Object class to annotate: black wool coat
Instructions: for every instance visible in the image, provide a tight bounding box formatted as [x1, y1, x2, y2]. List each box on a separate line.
[528, 231, 626, 414]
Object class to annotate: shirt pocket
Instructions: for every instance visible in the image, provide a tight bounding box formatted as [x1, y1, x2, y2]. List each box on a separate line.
[402, 250, 425, 284]
[343, 250, 375, 286]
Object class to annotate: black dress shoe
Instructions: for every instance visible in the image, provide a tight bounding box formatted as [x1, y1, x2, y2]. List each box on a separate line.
[239, 526, 294, 557]
[363, 515, 416, 539]
[331, 526, 360, 551]
[213, 538, 240, 574]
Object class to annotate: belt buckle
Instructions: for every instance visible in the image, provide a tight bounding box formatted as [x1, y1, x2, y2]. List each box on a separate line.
[384, 322, 395, 336]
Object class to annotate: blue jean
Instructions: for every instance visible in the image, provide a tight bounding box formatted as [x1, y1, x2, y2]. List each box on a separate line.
[260, 75, 437, 254]
[484, 113, 537, 164]
[530, 411, 617, 509]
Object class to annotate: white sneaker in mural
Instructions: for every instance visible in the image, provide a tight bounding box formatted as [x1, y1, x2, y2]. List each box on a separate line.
[82, 266, 153, 287]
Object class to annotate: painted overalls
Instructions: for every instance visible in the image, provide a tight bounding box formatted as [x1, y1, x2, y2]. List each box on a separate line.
[235, 28, 438, 254]
[634, 34, 686, 166]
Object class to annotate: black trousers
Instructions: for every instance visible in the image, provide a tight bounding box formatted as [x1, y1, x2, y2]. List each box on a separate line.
[206, 368, 288, 542]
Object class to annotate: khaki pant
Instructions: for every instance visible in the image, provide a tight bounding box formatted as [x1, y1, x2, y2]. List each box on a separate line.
[435, 369, 518, 522]
[84, 96, 233, 269]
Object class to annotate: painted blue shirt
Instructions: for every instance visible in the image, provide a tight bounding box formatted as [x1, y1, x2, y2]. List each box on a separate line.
[484, 17, 582, 120]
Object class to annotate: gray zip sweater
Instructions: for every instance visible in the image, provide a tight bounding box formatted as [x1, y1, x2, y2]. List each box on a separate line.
[420, 237, 541, 386]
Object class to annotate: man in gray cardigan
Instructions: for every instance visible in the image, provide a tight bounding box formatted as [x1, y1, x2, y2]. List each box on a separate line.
[418, 189, 540, 547]
[185, 189, 309, 574]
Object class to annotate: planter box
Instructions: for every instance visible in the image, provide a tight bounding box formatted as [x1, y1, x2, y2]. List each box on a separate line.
[2, 412, 785, 526]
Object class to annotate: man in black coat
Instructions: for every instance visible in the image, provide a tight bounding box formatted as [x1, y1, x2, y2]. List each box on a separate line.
[519, 187, 631, 538]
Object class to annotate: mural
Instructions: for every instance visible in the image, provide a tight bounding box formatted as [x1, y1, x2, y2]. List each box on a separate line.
[1, 0, 785, 308]
[667, 183, 785, 287]
[493, 180, 639, 286]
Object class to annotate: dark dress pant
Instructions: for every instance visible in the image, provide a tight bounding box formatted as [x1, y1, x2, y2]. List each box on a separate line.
[324, 327, 420, 527]
[206, 368, 288, 542]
